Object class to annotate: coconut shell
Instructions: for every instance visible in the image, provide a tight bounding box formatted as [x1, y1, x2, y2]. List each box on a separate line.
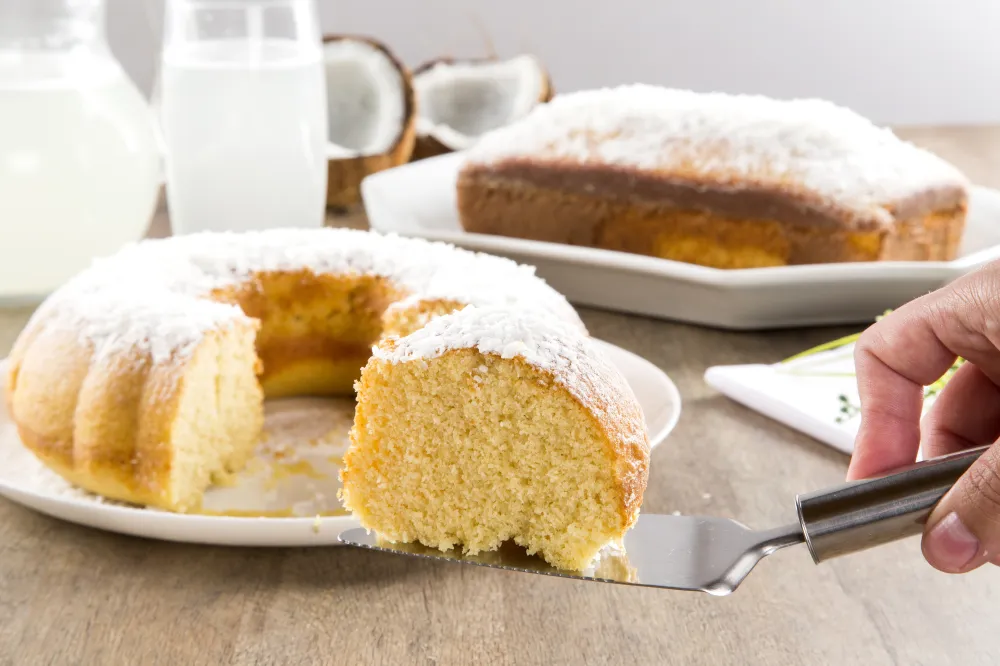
[410, 55, 553, 161]
[323, 34, 417, 211]
[411, 134, 453, 162]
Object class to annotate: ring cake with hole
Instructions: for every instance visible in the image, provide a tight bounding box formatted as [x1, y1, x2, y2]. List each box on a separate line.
[456, 84, 970, 268]
[4, 228, 649, 566]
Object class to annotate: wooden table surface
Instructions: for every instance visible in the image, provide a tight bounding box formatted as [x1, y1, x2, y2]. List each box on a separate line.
[2, 128, 1000, 666]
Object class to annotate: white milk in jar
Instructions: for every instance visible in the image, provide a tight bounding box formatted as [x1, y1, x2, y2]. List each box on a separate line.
[160, 39, 328, 233]
[0, 53, 161, 301]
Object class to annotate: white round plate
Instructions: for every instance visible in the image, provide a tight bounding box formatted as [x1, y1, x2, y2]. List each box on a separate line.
[0, 340, 680, 547]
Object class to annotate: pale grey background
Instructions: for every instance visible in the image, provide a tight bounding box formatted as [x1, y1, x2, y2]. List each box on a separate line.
[110, 0, 1000, 126]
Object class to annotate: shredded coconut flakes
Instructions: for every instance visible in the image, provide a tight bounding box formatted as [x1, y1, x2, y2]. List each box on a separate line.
[23, 228, 583, 366]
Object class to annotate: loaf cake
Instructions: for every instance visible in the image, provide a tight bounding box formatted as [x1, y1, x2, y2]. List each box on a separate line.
[4, 228, 607, 513]
[456, 85, 970, 269]
[340, 305, 649, 571]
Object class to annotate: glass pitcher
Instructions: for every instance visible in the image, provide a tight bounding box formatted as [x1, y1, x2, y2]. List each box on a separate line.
[0, 0, 161, 303]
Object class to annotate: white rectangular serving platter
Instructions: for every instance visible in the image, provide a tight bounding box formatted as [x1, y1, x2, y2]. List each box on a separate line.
[362, 152, 1000, 330]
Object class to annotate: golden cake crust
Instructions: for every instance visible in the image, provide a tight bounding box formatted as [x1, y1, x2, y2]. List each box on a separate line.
[7, 322, 263, 510]
[457, 166, 968, 268]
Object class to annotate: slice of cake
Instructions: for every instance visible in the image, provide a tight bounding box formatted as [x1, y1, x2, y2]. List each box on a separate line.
[339, 305, 650, 571]
[456, 85, 970, 268]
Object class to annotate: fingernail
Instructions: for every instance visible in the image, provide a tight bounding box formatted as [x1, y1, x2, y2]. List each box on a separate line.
[925, 512, 980, 572]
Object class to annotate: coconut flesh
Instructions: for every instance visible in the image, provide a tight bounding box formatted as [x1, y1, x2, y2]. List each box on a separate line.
[414, 54, 548, 151]
[323, 38, 408, 159]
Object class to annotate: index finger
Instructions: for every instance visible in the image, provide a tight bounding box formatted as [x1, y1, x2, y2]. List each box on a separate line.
[847, 302, 958, 481]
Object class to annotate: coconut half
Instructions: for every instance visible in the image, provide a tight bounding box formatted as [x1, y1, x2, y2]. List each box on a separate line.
[323, 35, 416, 210]
[411, 54, 552, 160]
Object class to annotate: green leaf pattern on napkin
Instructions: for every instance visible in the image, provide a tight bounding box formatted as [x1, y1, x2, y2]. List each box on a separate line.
[780, 310, 965, 424]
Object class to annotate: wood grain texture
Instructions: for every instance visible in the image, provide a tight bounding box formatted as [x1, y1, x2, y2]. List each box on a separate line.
[2, 128, 1000, 665]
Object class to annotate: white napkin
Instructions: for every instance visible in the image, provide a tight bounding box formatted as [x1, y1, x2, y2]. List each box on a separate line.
[704, 346, 861, 455]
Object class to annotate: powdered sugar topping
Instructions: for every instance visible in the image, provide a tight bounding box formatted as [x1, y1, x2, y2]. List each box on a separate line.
[464, 85, 968, 227]
[26, 228, 582, 365]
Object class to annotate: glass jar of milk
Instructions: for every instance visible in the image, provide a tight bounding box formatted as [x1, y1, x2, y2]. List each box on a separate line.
[0, 0, 161, 303]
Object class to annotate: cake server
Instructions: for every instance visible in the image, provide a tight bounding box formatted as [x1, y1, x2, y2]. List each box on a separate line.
[338, 444, 988, 596]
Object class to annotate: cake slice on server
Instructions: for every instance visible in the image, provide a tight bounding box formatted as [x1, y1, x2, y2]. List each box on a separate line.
[456, 84, 969, 269]
[339, 305, 650, 572]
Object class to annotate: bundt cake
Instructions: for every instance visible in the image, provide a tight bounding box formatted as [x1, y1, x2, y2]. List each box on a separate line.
[340, 306, 649, 571]
[4, 228, 586, 513]
[456, 84, 970, 269]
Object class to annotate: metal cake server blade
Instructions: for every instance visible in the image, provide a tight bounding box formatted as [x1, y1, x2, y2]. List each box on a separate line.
[338, 444, 988, 595]
[339, 514, 803, 595]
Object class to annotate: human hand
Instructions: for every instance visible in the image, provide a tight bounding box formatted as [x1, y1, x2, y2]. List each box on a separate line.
[849, 261, 1000, 574]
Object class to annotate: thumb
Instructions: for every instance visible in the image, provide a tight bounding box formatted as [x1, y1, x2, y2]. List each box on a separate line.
[922, 443, 1000, 573]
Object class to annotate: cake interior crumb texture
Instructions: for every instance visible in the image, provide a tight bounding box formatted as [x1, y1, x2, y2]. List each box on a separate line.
[165, 326, 264, 508]
[341, 306, 650, 572]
